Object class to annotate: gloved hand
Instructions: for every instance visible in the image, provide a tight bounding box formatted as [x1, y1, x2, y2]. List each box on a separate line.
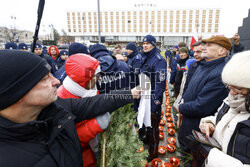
[96, 112, 110, 130]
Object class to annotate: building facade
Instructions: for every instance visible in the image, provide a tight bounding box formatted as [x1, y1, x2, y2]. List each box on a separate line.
[0, 27, 33, 45]
[66, 8, 221, 47]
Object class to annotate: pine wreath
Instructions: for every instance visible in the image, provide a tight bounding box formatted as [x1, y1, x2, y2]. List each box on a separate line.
[98, 104, 148, 167]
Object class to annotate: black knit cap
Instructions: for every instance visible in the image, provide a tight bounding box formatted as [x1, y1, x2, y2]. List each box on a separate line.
[0, 50, 51, 110]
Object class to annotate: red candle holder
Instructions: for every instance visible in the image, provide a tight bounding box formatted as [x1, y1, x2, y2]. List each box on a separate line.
[159, 132, 164, 140]
[159, 126, 164, 132]
[167, 137, 176, 145]
[152, 158, 162, 167]
[169, 157, 180, 167]
[166, 117, 173, 122]
[160, 119, 166, 126]
[166, 144, 176, 153]
[158, 146, 167, 155]
[167, 128, 175, 136]
[166, 122, 175, 128]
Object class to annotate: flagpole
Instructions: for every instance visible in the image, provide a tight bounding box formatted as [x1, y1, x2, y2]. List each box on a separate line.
[32, 0, 45, 52]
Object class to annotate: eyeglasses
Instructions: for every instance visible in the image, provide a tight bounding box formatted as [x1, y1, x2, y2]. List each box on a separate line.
[225, 85, 245, 94]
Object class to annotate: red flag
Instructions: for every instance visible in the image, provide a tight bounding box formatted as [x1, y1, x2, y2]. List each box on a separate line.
[190, 36, 197, 50]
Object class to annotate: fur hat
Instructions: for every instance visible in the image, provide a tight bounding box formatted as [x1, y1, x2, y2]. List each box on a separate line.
[222, 51, 250, 89]
[202, 36, 232, 51]
[0, 50, 50, 110]
[142, 34, 156, 47]
[126, 42, 137, 52]
[69, 43, 89, 56]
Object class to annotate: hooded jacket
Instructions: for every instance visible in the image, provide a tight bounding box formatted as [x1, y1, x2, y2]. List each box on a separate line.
[90, 45, 130, 94]
[48, 45, 60, 60]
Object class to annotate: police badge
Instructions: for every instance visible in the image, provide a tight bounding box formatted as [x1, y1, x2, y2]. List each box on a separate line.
[159, 70, 166, 82]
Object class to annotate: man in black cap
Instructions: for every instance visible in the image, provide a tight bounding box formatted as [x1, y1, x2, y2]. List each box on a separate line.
[32, 42, 58, 75]
[5, 42, 17, 50]
[125, 42, 142, 73]
[0, 50, 141, 167]
[18, 43, 29, 51]
[138, 34, 167, 161]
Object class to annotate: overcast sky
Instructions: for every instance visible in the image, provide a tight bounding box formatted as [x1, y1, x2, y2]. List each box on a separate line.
[0, 0, 249, 37]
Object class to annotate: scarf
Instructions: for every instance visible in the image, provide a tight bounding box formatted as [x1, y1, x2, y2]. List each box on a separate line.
[63, 76, 98, 98]
[228, 93, 246, 113]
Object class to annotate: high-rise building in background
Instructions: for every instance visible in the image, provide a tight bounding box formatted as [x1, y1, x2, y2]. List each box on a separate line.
[67, 6, 221, 47]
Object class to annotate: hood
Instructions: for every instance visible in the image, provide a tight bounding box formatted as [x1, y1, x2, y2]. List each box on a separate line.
[48, 45, 59, 59]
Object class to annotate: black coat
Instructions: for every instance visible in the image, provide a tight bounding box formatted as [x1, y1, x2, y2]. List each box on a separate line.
[0, 94, 132, 167]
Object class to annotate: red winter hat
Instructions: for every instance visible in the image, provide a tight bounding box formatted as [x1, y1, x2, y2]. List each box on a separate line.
[65, 53, 100, 88]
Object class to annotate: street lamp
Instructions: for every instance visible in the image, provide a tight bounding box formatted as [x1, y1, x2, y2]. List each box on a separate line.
[49, 24, 54, 41]
[11, 16, 16, 42]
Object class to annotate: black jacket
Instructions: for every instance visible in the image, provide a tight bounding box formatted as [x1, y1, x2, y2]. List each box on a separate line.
[0, 94, 132, 167]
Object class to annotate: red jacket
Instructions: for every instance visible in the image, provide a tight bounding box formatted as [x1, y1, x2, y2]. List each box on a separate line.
[57, 54, 101, 167]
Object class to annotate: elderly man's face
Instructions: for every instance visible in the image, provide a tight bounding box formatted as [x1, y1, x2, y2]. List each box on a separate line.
[21, 73, 60, 107]
[201, 43, 224, 61]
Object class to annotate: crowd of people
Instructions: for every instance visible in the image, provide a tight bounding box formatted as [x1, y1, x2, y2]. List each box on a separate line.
[0, 32, 249, 167]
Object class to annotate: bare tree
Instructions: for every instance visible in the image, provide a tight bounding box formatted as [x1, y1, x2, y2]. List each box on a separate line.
[3, 27, 25, 42]
[61, 29, 74, 44]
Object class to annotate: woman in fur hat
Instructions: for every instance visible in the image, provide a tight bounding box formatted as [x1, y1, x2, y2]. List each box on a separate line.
[199, 51, 250, 166]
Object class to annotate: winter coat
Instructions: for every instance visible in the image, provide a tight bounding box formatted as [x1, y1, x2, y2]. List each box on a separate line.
[178, 58, 228, 151]
[54, 65, 66, 84]
[183, 61, 200, 94]
[126, 50, 142, 73]
[169, 54, 179, 84]
[38, 53, 58, 75]
[165, 49, 172, 59]
[138, 47, 167, 114]
[57, 84, 101, 167]
[57, 54, 101, 167]
[230, 43, 245, 56]
[92, 50, 130, 94]
[173, 57, 189, 95]
[0, 95, 132, 167]
[200, 97, 250, 166]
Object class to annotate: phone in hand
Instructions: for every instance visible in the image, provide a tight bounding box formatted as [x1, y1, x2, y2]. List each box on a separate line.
[192, 130, 222, 150]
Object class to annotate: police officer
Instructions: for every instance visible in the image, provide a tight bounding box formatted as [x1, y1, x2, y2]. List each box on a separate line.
[89, 43, 130, 94]
[138, 34, 167, 161]
[31, 43, 58, 75]
[125, 42, 142, 73]
[5, 42, 17, 50]
[18, 43, 29, 51]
